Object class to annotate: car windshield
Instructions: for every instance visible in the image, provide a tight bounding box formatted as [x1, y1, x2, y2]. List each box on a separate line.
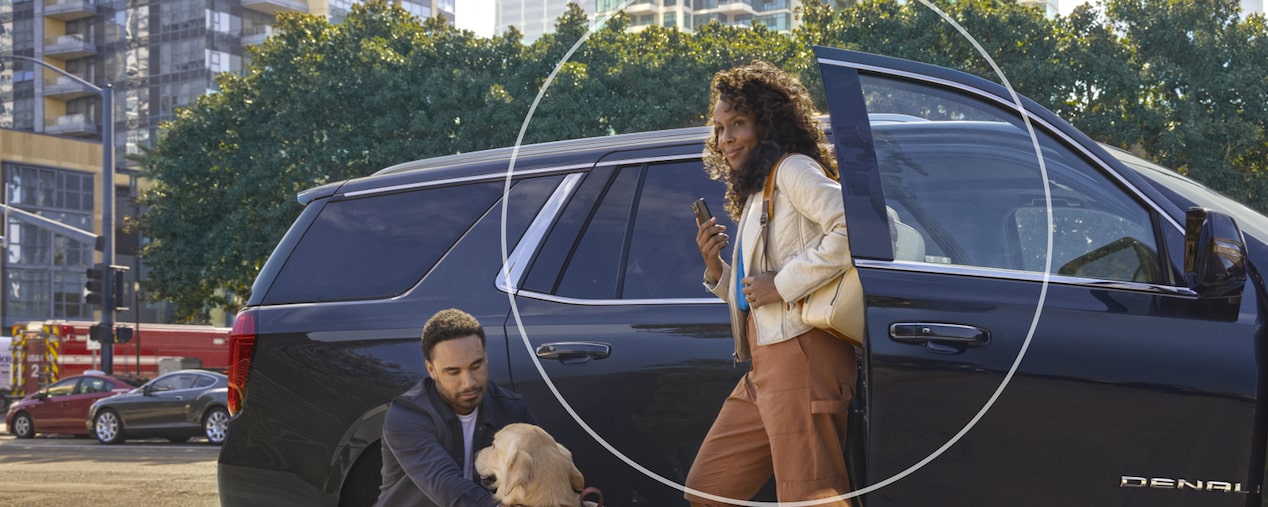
[1108, 147, 1268, 243]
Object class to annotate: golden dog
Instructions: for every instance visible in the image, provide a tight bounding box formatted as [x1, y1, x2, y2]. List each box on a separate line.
[475, 423, 586, 507]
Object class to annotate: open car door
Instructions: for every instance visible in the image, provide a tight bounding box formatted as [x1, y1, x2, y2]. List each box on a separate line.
[815, 46, 1261, 506]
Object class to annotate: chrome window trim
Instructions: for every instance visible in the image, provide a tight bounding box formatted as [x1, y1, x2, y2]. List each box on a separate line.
[818, 57, 1185, 233]
[593, 153, 704, 168]
[341, 154, 704, 200]
[495, 155, 728, 306]
[497, 173, 583, 293]
[857, 259, 1198, 297]
[507, 290, 724, 306]
[340, 165, 589, 199]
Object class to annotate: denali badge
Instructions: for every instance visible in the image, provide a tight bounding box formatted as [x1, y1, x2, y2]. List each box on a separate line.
[1120, 476, 1251, 493]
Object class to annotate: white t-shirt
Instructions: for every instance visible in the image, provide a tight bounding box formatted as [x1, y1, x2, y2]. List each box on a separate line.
[458, 409, 480, 480]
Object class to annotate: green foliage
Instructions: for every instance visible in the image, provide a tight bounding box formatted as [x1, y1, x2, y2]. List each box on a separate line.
[141, 0, 1268, 320]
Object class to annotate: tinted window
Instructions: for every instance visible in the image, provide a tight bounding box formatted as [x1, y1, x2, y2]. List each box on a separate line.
[529, 159, 739, 300]
[555, 167, 641, 298]
[863, 75, 1163, 284]
[524, 167, 618, 293]
[264, 182, 504, 304]
[192, 375, 216, 389]
[152, 373, 195, 392]
[624, 161, 734, 298]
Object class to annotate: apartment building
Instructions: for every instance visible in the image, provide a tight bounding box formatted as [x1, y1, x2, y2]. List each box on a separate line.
[0, 0, 454, 329]
[595, 0, 801, 34]
[491, 0, 800, 42]
[497, 0, 595, 43]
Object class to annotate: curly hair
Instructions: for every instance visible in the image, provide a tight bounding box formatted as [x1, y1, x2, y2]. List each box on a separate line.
[703, 60, 837, 220]
[421, 308, 486, 361]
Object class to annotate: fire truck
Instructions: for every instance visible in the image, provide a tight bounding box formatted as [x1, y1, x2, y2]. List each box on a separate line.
[6, 320, 230, 398]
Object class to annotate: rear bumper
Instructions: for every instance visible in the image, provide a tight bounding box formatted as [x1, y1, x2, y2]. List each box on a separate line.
[217, 461, 337, 506]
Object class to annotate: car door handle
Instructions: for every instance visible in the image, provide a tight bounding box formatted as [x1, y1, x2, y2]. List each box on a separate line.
[890, 323, 990, 353]
[536, 342, 611, 365]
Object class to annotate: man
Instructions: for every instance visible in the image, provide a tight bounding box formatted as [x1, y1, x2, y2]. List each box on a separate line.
[377, 308, 536, 506]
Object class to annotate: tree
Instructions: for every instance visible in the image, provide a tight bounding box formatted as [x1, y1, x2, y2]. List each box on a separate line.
[139, 1, 529, 320]
[141, 0, 1268, 320]
[1107, 0, 1268, 207]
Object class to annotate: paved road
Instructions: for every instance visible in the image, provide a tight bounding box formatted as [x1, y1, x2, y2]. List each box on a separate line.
[0, 423, 220, 507]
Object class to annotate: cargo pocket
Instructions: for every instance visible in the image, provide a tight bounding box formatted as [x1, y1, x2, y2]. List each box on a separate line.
[811, 399, 848, 415]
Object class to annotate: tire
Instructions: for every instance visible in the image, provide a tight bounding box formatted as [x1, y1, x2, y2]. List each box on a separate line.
[93, 409, 125, 444]
[168, 436, 191, 444]
[339, 441, 382, 507]
[12, 412, 34, 439]
[203, 406, 229, 445]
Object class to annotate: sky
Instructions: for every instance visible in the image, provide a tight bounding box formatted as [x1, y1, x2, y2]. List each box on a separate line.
[453, 0, 1082, 39]
[454, 0, 496, 37]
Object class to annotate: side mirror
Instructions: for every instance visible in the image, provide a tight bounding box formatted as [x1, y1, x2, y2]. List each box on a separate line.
[36, 392, 47, 401]
[1184, 207, 1247, 298]
[142, 384, 154, 396]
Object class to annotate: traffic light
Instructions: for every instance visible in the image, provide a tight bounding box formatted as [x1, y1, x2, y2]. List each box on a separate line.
[89, 323, 108, 342]
[111, 265, 129, 312]
[115, 326, 133, 344]
[85, 265, 105, 305]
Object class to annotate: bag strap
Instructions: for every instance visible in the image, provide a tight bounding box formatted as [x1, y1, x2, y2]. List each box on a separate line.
[762, 153, 834, 229]
[760, 154, 792, 229]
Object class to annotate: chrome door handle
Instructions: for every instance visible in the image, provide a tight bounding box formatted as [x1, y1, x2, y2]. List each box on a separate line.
[536, 342, 612, 365]
[890, 323, 990, 353]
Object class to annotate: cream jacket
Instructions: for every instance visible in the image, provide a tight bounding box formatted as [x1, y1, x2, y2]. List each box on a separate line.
[704, 154, 851, 362]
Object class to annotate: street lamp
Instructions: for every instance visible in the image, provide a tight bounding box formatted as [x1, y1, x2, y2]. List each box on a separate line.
[0, 54, 118, 374]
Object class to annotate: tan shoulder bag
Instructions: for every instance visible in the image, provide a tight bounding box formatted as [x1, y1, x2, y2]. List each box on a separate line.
[762, 155, 865, 346]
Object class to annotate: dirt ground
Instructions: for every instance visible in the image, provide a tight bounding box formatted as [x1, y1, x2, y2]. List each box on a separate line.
[0, 424, 219, 507]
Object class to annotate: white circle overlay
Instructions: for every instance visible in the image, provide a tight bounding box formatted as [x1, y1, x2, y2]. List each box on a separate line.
[497, 2, 1054, 505]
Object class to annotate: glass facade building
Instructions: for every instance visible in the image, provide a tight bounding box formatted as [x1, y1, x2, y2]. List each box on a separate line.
[0, 0, 455, 328]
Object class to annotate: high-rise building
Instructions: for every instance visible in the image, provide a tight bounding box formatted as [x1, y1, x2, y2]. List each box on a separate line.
[497, 0, 595, 43]
[0, 0, 454, 328]
[601, 0, 800, 34]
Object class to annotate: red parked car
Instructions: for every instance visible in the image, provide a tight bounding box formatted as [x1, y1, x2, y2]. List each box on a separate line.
[6, 373, 133, 438]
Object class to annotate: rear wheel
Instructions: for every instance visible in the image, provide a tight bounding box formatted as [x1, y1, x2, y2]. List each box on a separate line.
[12, 412, 34, 439]
[93, 409, 124, 444]
[203, 406, 229, 445]
[338, 441, 382, 507]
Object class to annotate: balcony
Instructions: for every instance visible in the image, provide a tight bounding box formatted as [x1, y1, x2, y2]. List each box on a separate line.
[242, 0, 309, 15]
[43, 75, 95, 100]
[241, 25, 274, 47]
[43, 34, 97, 59]
[696, 0, 757, 16]
[43, 0, 96, 21]
[44, 114, 98, 137]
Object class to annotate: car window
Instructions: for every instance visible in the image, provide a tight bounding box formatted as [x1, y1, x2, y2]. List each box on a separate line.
[151, 373, 195, 392]
[192, 374, 216, 389]
[555, 166, 641, 298]
[624, 161, 736, 299]
[263, 181, 505, 304]
[529, 160, 739, 300]
[75, 377, 108, 394]
[45, 378, 77, 397]
[861, 75, 1163, 285]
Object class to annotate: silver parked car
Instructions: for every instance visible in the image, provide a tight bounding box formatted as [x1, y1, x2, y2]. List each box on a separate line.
[88, 369, 230, 445]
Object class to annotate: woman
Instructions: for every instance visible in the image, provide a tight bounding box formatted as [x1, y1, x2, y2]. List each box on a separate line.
[689, 60, 856, 507]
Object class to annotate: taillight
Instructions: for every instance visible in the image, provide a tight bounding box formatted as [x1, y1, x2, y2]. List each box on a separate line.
[227, 309, 257, 416]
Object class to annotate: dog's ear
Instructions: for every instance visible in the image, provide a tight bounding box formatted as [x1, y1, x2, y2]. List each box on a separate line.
[501, 448, 535, 499]
[561, 443, 585, 491]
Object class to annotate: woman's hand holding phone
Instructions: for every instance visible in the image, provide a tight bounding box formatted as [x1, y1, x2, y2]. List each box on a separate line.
[693, 198, 727, 283]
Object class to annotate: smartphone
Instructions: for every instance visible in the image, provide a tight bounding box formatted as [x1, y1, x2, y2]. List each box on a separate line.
[692, 198, 713, 226]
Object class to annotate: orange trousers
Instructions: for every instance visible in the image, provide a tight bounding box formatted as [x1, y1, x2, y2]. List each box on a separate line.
[685, 318, 857, 506]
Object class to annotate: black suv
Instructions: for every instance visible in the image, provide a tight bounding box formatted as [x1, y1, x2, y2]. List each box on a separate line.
[219, 47, 1268, 507]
